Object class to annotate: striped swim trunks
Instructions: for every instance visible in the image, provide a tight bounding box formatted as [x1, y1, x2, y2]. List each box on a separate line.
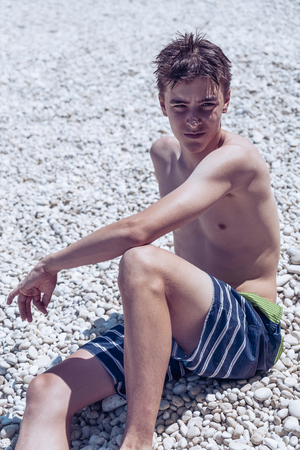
[171, 276, 283, 379]
[81, 275, 282, 397]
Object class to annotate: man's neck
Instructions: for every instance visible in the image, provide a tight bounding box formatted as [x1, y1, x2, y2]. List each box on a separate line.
[179, 128, 225, 172]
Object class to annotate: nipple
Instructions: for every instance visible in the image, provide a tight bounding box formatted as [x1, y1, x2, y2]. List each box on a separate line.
[218, 223, 227, 230]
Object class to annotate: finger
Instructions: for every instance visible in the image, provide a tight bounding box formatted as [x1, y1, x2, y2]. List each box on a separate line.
[33, 295, 47, 315]
[25, 298, 33, 323]
[18, 293, 30, 321]
[7, 287, 20, 305]
[42, 292, 53, 309]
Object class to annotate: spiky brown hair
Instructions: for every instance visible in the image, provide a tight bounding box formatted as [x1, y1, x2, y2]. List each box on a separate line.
[154, 32, 232, 96]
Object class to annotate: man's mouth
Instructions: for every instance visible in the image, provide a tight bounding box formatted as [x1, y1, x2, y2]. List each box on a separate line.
[184, 132, 205, 139]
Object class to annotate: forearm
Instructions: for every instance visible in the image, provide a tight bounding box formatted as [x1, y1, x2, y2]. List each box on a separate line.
[41, 216, 141, 274]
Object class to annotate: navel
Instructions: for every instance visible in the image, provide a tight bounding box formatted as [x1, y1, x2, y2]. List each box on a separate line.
[218, 223, 227, 230]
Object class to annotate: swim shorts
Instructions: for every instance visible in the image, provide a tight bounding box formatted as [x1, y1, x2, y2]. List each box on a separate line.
[81, 275, 282, 398]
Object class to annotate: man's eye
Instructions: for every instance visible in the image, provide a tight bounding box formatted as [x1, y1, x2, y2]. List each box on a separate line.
[174, 104, 186, 109]
[202, 103, 214, 107]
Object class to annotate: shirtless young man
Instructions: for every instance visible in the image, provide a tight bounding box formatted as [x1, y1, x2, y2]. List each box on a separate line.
[8, 33, 282, 450]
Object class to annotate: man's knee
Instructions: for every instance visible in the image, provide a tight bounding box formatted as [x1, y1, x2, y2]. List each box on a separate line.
[119, 245, 158, 275]
[118, 245, 163, 290]
[26, 372, 70, 417]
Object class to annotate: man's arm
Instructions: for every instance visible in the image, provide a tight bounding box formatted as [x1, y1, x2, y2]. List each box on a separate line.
[39, 144, 246, 273]
[7, 144, 251, 319]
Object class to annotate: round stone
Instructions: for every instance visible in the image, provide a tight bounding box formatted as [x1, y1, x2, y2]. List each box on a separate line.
[171, 396, 184, 407]
[163, 436, 174, 450]
[285, 377, 298, 388]
[173, 383, 187, 395]
[102, 394, 127, 412]
[0, 425, 17, 439]
[254, 387, 272, 402]
[263, 437, 279, 450]
[165, 423, 179, 434]
[278, 408, 289, 419]
[284, 416, 299, 432]
[159, 399, 170, 411]
[289, 400, 300, 419]
[206, 393, 216, 402]
[284, 335, 299, 346]
[203, 427, 215, 439]
[251, 432, 264, 445]
[229, 442, 245, 450]
[186, 426, 201, 439]
[287, 248, 300, 265]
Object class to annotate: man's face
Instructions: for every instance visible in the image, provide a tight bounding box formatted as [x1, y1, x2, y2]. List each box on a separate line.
[159, 77, 230, 155]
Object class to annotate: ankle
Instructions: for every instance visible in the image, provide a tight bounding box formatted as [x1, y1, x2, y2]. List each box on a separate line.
[120, 431, 153, 450]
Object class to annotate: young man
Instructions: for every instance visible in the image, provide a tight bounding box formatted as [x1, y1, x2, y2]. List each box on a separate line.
[8, 33, 282, 450]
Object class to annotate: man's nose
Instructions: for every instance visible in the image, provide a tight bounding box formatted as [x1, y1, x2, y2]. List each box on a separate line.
[187, 116, 201, 128]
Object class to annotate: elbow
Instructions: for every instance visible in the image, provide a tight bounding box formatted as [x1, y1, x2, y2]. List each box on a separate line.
[124, 215, 153, 248]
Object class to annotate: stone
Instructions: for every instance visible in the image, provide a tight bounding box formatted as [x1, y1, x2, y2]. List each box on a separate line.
[28, 346, 39, 360]
[228, 441, 247, 450]
[263, 437, 278, 450]
[0, 425, 17, 439]
[284, 335, 298, 346]
[277, 274, 293, 287]
[277, 409, 289, 419]
[1, 4, 300, 450]
[102, 395, 127, 412]
[186, 427, 201, 439]
[289, 400, 300, 418]
[171, 396, 184, 407]
[254, 388, 272, 402]
[34, 355, 51, 369]
[163, 436, 174, 450]
[284, 417, 299, 432]
[165, 423, 179, 434]
[285, 377, 298, 388]
[173, 384, 187, 395]
[286, 248, 300, 265]
[159, 400, 170, 411]
[177, 437, 187, 449]
[286, 265, 300, 275]
[251, 432, 264, 445]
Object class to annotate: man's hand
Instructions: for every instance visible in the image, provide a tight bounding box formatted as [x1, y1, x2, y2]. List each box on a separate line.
[7, 263, 58, 322]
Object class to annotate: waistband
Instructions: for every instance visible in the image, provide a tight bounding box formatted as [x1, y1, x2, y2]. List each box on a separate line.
[239, 292, 282, 324]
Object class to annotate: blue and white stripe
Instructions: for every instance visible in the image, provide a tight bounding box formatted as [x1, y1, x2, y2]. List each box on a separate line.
[82, 275, 282, 395]
[170, 276, 271, 380]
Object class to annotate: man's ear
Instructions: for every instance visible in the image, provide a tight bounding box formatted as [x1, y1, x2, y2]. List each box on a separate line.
[159, 94, 168, 117]
[222, 90, 231, 114]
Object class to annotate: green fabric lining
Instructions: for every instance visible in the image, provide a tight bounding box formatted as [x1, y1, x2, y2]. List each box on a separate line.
[239, 292, 283, 325]
[274, 337, 284, 364]
[239, 291, 283, 364]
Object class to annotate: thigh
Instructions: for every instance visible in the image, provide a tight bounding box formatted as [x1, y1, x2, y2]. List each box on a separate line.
[122, 245, 214, 355]
[157, 248, 213, 354]
[45, 349, 116, 415]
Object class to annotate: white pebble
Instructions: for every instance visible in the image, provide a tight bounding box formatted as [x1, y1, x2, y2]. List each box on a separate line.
[254, 388, 272, 402]
[284, 416, 299, 432]
[289, 400, 300, 419]
[264, 437, 278, 450]
[186, 427, 200, 439]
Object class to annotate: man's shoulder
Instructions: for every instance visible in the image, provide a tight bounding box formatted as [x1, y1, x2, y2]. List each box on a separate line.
[150, 136, 180, 162]
[192, 131, 269, 189]
[215, 131, 266, 169]
[221, 130, 255, 153]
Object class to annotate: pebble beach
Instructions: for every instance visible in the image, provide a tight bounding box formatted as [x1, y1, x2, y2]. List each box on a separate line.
[1, 0, 300, 449]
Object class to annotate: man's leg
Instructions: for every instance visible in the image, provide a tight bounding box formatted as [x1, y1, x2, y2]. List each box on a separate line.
[118, 245, 213, 450]
[15, 350, 116, 450]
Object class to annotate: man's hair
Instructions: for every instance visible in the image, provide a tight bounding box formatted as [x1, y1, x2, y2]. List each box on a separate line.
[154, 32, 232, 96]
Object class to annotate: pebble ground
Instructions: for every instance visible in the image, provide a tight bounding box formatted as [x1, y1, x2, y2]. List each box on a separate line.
[0, 1, 300, 449]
